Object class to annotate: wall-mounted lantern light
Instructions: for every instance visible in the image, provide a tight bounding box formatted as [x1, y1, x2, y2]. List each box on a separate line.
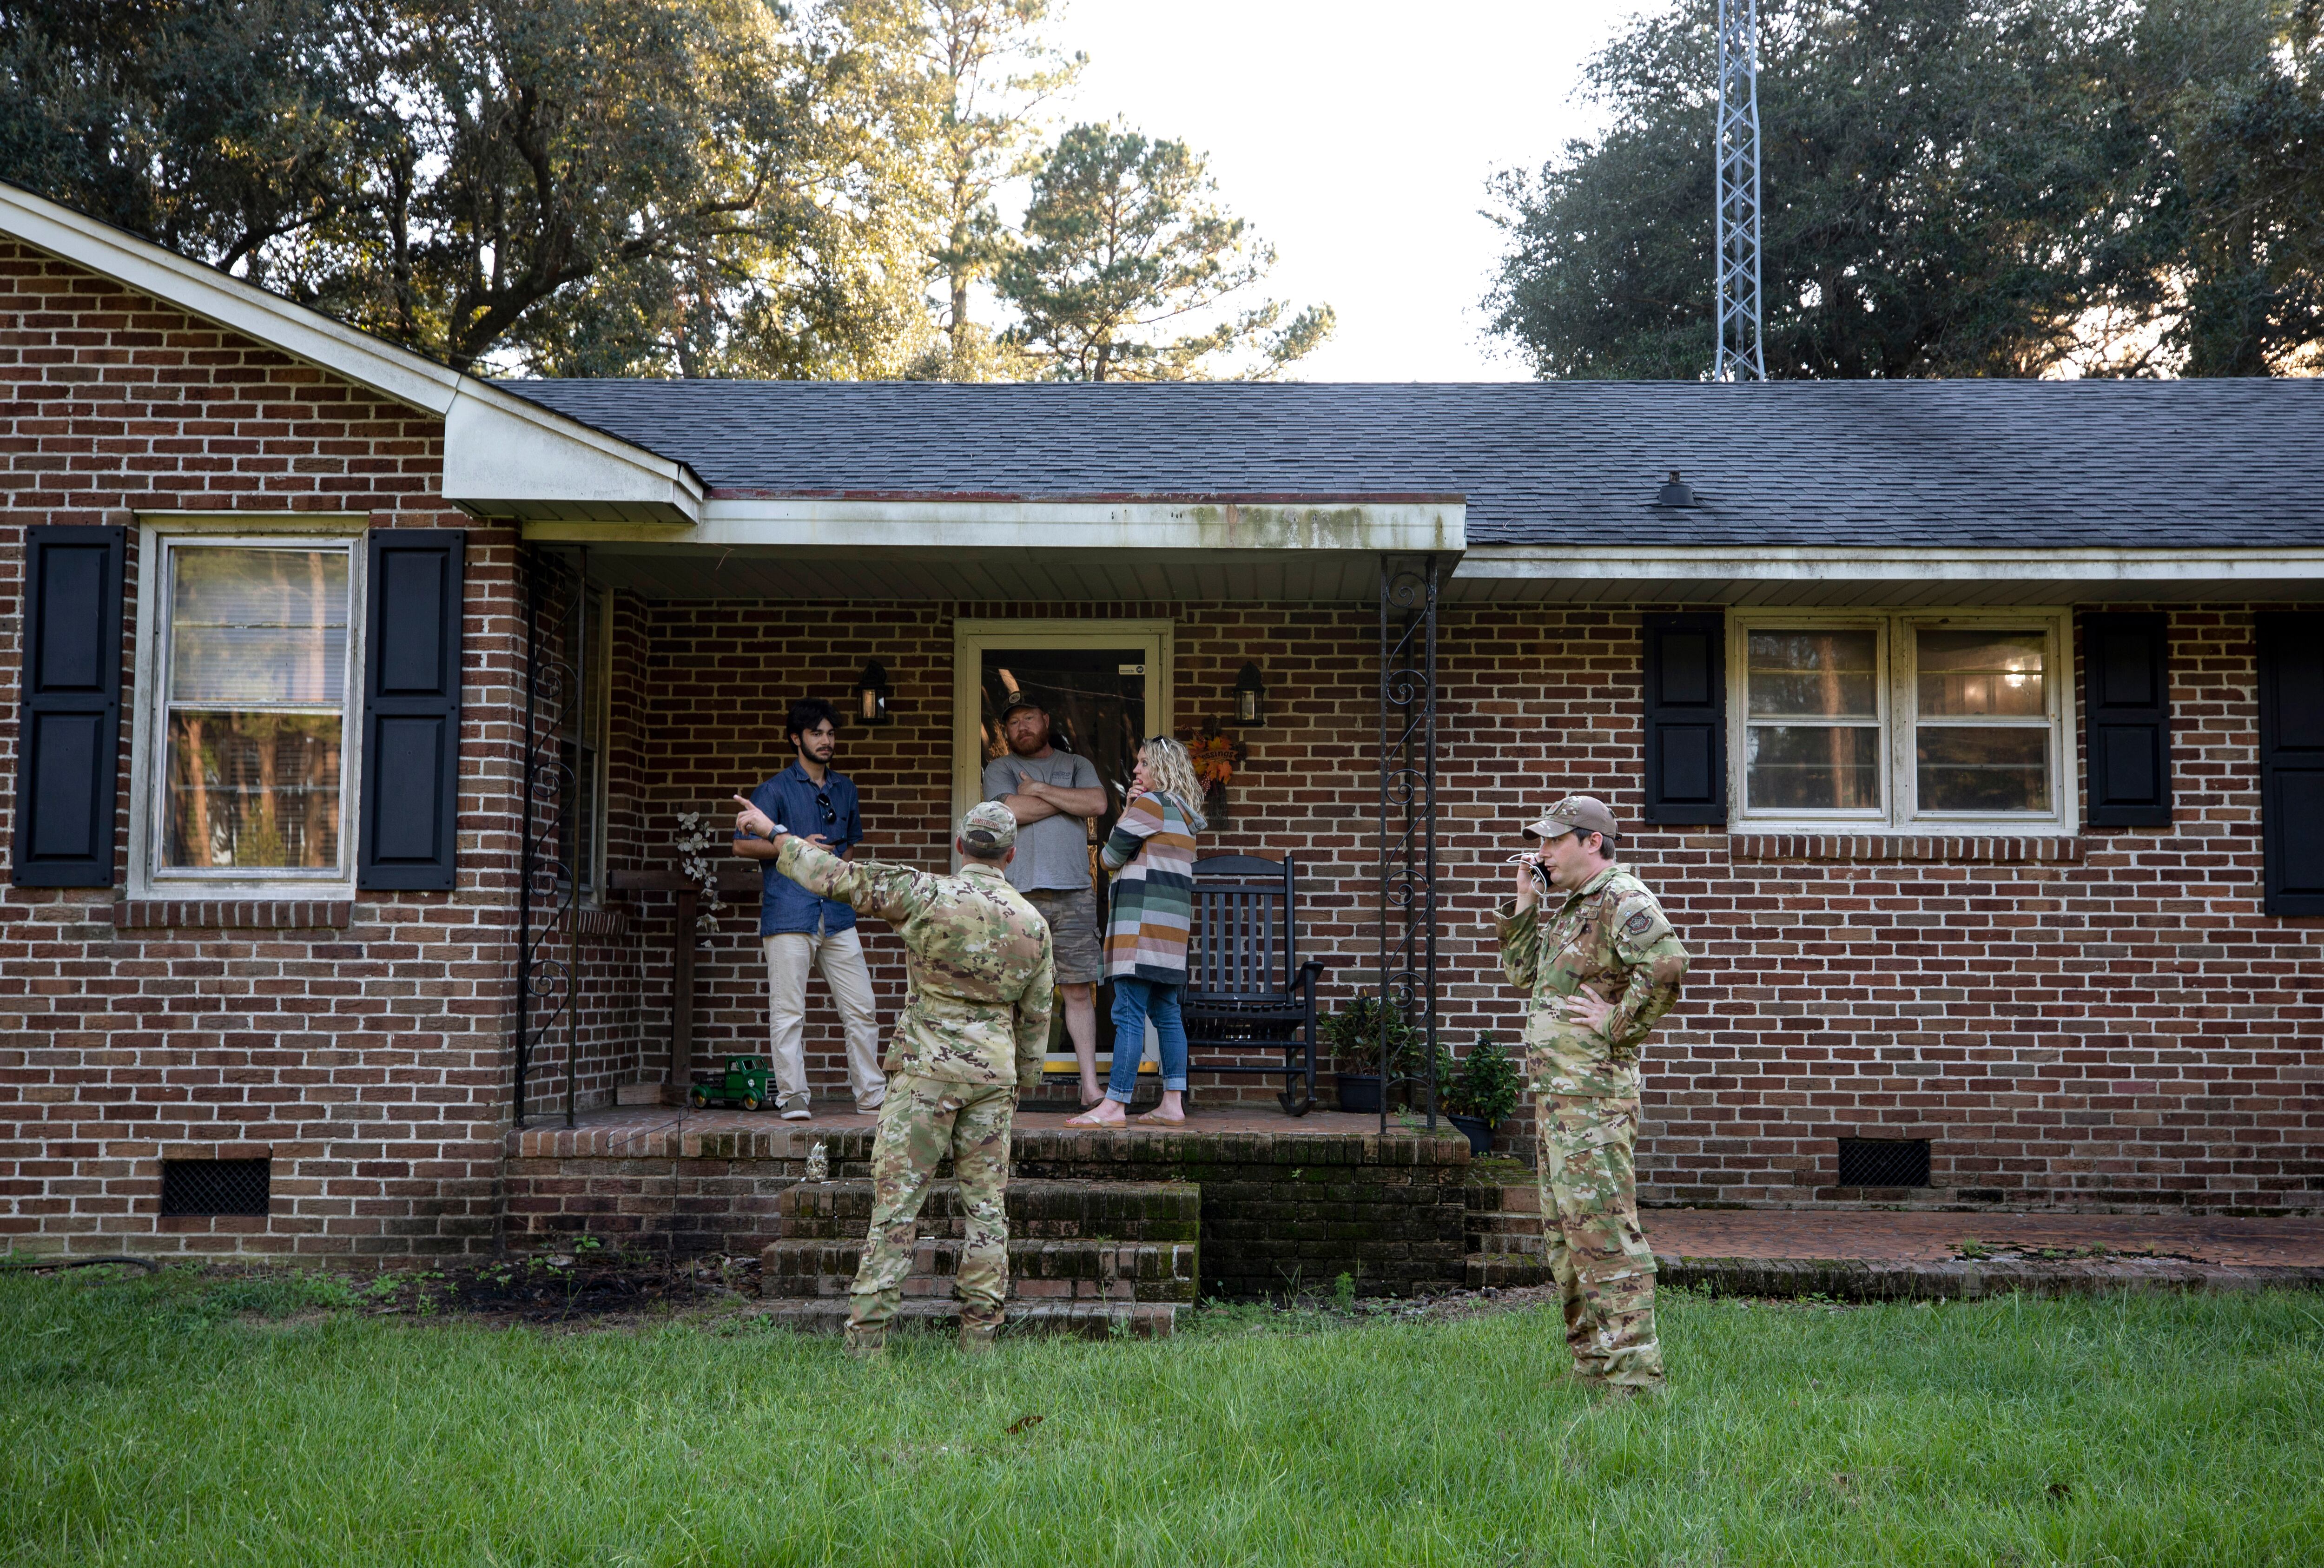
[1233, 661, 1267, 726]
[854, 659, 891, 725]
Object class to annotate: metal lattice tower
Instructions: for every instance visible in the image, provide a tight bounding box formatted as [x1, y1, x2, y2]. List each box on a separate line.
[1715, 0, 1766, 380]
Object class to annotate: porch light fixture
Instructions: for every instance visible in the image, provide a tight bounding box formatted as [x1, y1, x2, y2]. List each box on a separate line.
[1233, 662, 1267, 726]
[1654, 469, 1697, 507]
[854, 659, 891, 725]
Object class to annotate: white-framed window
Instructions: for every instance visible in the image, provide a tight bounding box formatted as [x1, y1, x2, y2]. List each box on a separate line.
[131, 521, 366, 897]
[1728, 610, 2072, 833]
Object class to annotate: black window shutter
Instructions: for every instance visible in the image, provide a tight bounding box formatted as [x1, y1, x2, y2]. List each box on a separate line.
[1641, 612, 1727, 824]
[10, 526, 126, 886]
[2083, 612, 2172, 827]
[2257, 611, 2324, 917]
[359, 530, 464, 890]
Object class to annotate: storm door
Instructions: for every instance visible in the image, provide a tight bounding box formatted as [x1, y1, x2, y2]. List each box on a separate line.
[953, 619, 1173, 1079]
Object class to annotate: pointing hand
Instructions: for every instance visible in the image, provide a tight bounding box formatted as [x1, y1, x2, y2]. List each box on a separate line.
[732, 794, 777, 840]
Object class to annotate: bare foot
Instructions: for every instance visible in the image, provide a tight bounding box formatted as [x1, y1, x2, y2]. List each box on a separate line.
[1078, 1082, 1103, 1108]
[1064, 1101, 1127, 1127]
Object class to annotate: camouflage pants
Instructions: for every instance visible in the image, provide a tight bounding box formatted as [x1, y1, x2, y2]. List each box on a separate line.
[849, 1072, 1014, 1335]
[1537, 1093, 1664, 1388]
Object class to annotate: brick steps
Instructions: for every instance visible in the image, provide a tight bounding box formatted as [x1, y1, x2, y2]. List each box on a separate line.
[750, 1298, 1180, 1339]
[764, 1235, 1198, 1303]
[774, 1179, 1199, 1242]
[760, 1176, 1200, 1325]
[1465, 1178, 1549, 1288]
[1467, 1254, 1553, 1289]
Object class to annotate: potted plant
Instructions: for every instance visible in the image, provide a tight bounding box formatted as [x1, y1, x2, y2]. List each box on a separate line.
[1443, 1030, 1521, 1155]
[1320, 994, 1416, 1114]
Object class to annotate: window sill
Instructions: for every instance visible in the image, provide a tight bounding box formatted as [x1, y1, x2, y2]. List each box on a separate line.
[107, 899, 354, 930]
[1730, 833, 2085, 865]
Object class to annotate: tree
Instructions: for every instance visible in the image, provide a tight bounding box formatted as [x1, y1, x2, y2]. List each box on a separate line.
[2169, 1, 2324, 375]
[998, 121, 1333, 381]
[0, 0, 372, 289]
[1484, 0, 2324, 379]
[498, 0, 943, 377]
[0, 0, 937, 376]
[826, 0, 1080, 380]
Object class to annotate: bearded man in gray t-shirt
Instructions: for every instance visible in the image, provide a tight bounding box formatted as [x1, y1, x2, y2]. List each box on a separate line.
[981, 693, 1108, 1106]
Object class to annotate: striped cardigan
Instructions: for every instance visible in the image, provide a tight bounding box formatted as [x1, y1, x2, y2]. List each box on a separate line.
[1100, 790, 1199, 982]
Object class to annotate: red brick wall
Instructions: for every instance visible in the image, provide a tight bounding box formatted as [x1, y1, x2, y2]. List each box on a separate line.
[0, 241, 528, 1259]
[601, 599, 2324, 1214]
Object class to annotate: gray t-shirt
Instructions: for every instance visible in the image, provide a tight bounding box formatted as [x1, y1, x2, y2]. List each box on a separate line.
[981, 749, 1103, 892]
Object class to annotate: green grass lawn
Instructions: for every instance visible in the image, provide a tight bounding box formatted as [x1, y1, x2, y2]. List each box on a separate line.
[3, 1267, 2319, 1567]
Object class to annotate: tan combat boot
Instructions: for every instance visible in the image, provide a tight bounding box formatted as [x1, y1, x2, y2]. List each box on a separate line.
[843, 1323, 886, 1359]
[958, 1319, 1001, 1356]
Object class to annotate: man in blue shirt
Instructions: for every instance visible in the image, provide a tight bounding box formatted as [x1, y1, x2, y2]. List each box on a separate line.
[732, 698, 885, 1118]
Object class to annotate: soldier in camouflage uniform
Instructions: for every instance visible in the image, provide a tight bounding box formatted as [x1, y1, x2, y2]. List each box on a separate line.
[1498, 794, 1689, 1397]
[732, 797, 1054, 1356]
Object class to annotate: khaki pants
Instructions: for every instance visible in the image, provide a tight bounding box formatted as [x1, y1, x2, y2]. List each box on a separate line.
[1537, 1092, 1664, 1389]
[764, 926, 885, 1111]
[849, 1073, 1014, 1336]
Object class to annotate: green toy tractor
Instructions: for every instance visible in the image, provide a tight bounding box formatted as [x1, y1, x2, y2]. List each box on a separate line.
[688, 1054, 772, 1112]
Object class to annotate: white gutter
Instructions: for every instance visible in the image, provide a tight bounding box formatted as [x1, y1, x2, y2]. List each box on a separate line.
[0, 180, 700, 524]
[1458, 544, 2324, 583]
[524, 495, 1466, 554]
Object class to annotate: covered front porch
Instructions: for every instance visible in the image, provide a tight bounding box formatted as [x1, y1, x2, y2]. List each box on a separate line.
[502, 500, 1467, 1141]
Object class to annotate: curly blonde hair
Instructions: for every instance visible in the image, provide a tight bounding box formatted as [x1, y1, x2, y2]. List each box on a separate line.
[1138, 736, 1208, 832]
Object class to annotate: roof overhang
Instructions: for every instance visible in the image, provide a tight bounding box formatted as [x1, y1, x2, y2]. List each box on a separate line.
[522, 494, 1466, 600]
[0, 180, 702, 525]
[1452, 544, 2324, 606]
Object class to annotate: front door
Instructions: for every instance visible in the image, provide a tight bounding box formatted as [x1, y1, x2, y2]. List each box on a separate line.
[952, 619, 1173, 1079]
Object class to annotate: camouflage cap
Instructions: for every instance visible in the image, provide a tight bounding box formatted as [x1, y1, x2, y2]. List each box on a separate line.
[958, 799, 1018, 853]
[1524, 794, 1618, 841]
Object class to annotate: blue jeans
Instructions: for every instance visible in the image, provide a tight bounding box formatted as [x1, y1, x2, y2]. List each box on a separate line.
[1105, 978, 1188, 1103]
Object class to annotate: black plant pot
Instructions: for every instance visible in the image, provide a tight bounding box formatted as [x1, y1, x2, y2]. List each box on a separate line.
[1334, 1073, 1383, 1114]
[1447, 1113, 1493, 1155]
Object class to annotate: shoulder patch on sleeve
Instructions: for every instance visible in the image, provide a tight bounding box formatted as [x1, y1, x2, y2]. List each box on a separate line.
[1624, 910, 1655, 937]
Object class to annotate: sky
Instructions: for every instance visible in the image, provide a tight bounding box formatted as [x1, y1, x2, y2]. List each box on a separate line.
[1047, 0, 1669, 382]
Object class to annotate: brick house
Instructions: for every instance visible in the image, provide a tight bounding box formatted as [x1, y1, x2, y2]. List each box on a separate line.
[4, 183, 2320, 1265]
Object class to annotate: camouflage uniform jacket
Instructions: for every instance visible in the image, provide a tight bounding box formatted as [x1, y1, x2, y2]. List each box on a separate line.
[1497, 863, 1689, 1098]
[774, 839, 1055, 1089]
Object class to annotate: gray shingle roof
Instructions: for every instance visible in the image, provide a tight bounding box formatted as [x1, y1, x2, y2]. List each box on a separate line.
[496, 378, 2324, 548]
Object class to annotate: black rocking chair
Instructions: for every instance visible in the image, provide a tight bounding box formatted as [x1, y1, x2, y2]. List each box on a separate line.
[1183, 852, 1325, 1116]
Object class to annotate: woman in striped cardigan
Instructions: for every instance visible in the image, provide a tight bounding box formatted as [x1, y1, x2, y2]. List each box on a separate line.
[1066, 737, 1204, 1127]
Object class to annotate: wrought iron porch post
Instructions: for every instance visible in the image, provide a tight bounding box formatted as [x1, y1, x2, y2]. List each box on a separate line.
[1377, 554, 1441, 1134]
[512, 545, 580, 1130]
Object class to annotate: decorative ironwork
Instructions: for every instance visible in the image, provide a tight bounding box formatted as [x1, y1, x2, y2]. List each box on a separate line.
[1377, 554, 1440, 1133]
[1715, 0, 1767, 380]
[514, 546, 584, 1130]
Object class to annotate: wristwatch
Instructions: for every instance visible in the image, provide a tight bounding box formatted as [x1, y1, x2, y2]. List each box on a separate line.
[761, 822, 788, 841]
